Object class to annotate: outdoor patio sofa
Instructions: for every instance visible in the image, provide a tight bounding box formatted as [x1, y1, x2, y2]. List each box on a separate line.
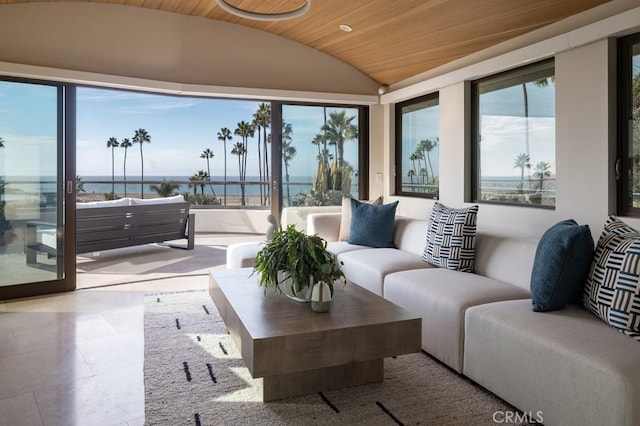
[227, 208, 640, 426]
[26, 195, 194, 266]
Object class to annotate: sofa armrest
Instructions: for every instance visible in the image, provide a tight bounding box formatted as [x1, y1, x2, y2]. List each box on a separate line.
[307, 213, 341, 242]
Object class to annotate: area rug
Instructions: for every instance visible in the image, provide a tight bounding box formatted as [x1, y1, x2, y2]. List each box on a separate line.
[144, 291, 524, 426]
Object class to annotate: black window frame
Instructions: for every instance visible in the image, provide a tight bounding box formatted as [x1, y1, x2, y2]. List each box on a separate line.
[394, 92, 440, 199]
[617, 32, 640, 217]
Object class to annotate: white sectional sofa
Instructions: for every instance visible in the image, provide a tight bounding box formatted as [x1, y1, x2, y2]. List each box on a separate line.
[303, 212, 640, 426]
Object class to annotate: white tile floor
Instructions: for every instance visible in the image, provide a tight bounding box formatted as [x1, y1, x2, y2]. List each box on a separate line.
[0, 233, 261, 426]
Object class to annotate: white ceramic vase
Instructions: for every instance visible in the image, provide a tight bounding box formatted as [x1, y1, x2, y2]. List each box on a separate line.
[311, 281, 332, 313]
[277, 271, 313, 302]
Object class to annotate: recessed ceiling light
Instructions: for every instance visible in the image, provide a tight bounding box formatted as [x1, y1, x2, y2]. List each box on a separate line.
[340, 24, 353, 32]
[217, 0, 311, 21]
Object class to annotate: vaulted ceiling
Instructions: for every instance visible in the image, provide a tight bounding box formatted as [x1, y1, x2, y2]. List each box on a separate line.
[5, 0, 612, 86]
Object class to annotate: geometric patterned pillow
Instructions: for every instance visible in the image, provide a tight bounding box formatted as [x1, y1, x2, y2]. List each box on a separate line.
[421, 202, 479, 272]
[583, 216, 640, 341]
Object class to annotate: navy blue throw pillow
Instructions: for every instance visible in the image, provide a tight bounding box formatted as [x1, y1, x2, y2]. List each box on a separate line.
[348, 199, 399, 248]
[531, 219, 594, 312]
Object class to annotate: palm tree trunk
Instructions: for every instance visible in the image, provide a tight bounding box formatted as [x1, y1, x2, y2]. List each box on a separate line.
[206, 160, 216, 197]
[263, 127, 269, 206]
[140, 143, 144, 199]
[223, 142, 227, 206]
[111, 148, 115, 196]
[123, 148, 128, 197]
[285, 162, 291, 205]
[256, 126, 263, 205]
[522, 83, 530, 178]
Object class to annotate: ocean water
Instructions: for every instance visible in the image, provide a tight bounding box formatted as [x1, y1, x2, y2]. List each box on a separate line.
[1, 176, 328, 197]
[77, 175, 313, 197]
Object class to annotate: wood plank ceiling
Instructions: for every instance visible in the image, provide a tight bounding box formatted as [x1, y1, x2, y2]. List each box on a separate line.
[5, 0, 612, 86]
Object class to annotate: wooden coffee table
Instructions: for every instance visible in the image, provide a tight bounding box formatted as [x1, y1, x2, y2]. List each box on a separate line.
[209, 268, 421, 401]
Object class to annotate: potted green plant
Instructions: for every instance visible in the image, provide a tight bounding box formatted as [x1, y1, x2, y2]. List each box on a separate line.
[253, 224, 345, 302]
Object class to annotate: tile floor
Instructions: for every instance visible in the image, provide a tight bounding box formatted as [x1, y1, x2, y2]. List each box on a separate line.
[0, 233, 262, 426]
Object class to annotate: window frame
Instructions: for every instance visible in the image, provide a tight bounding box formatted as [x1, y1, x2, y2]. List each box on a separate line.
[470, 58, 556, 209]
[394, 92, 440, 199]
[617, 32, 640, 217]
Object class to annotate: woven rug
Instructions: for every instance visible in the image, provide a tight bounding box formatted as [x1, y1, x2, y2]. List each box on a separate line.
[144, 291, 523, 426]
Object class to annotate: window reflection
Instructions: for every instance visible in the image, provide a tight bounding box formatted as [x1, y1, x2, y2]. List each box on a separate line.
[473, 60, 556, 207]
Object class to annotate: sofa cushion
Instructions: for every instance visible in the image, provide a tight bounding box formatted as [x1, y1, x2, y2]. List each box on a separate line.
[325, 241, 371, 256]
[338, 248, 432, 296]
[422, 202, 478, 272]
[338, 196, 383, 241]
[474, 234, 538, 291]
[130, 194, 184, 205]
[76, 197, 133, 208]
[464, 299, 640, 426]
[531, 219, 594, 312]
[384, 268, 530, 372]
[584, 216, 640, 341]
[348, 199, 398, 248]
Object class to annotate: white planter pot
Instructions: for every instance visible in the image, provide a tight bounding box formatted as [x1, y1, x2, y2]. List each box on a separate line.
[277, 270, 313, 303]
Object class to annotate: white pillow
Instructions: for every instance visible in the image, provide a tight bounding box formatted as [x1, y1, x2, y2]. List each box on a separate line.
[76, 198, 133, 209]
[338, 195, 383, 242]
[130, 195, 185, 205]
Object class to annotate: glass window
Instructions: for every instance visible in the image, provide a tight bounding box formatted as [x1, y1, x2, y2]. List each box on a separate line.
[280, 104, 366, 207]
[472, 60, 555, 207]
[0, 79, 64, 286]
[395, 94, 439, 198]
[618, 33, 640, 215]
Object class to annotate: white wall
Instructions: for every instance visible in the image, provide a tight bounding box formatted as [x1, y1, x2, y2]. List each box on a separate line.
[379, 6, 640, 241]
[0, 3, 378, 96]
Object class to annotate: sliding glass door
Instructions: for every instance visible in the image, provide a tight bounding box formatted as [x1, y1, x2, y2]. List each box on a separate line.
[0, 79, 74, 299]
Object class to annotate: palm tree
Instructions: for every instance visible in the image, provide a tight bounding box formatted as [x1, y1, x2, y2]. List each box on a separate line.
[513, 153, 531, 193]
[409, 152, 419, 183]
[521, 77, 553, 177]
[419, 168, 427, 191]
[132, 128, 151, 198]
[235, 121, 255, 203]
[235, 121, 254, 167]
[322, 111, 357, 193]
[120, 138, 132, 197]
[282, 138, 297, 204]
[76, 175, 85, 194]
[217, 127, 233, 206]
[407, 169, 416, 189]
[255, 103, 271, 204]
[188, 173, 199, 195]
[413, 148, 427, 184]
[106, 137, 119, 196]
[200, 148, 216, 196]
[311, 133, 329, 194]
[421, 138, 438, 183]
[231, 142, 247, 205]
[194, 170, 208, 195]
[149, 180, 180, 197]
[253, 104, 270, 205]
[534, 161, 551, 192]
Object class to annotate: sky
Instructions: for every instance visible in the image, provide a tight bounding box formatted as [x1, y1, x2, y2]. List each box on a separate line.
[1, 79, 551, 182]
[400, 80, 556, 180]
[76, 87, 360, 179]
[0, 83, 361, 180]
